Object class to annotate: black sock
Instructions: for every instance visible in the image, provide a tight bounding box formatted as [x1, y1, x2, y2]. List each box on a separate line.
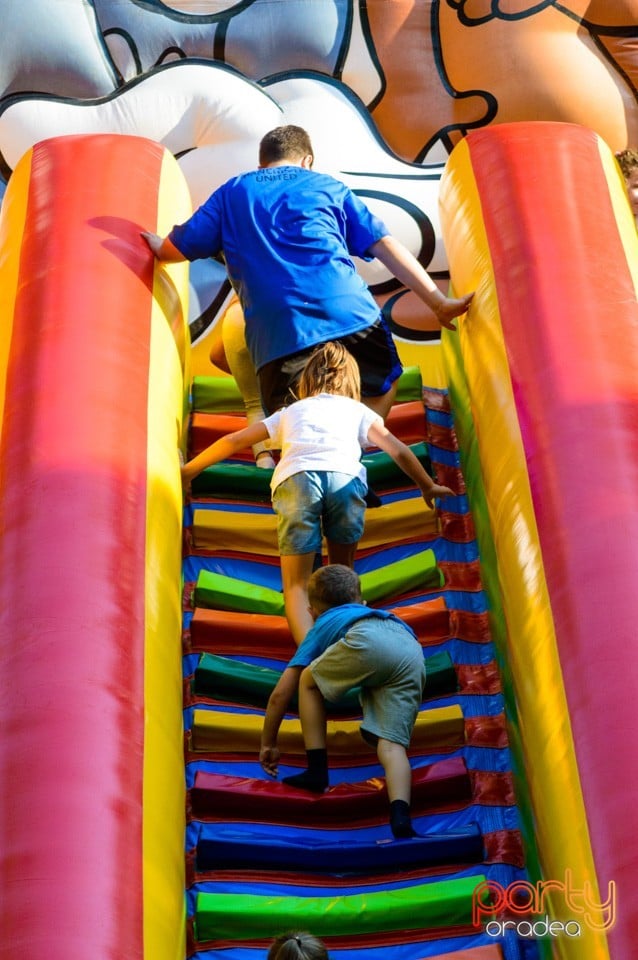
[282, 748, 329, 793]
[390, 799, 416, 838]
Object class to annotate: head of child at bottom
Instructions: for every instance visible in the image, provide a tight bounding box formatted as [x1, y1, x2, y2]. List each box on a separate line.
[308, 564, 363, 618]
[267, 931, 330, 960]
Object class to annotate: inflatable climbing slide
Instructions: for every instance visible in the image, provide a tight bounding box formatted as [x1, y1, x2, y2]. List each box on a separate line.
[0, 120, 637, 960]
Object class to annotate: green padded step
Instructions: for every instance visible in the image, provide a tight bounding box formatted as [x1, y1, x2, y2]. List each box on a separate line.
[365, 440, 431, 486]
[191, 365, 422, 415]
[394, 364, 423, 402]
[359, 549, 444, 604]
[195, 874, 485, 941]
[190, 441, 432, 500]
[192, 376, 243, 413]
[192, 461, 273, 500]
[193, 649, 457, 708]
[193, 570, 285, 616]
[193, 550, 443, 615]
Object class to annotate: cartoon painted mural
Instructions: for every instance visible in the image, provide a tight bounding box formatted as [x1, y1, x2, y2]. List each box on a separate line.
[0, 3, 637, 960]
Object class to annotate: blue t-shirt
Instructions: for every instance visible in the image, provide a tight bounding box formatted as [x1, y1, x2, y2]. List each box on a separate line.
[289, 603, 417, 668]
[169, 166, 388, 370]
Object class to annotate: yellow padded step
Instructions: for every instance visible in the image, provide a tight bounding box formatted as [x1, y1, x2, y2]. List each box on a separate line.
[191, 495, 439, 555]
[190, 704, 464, 754]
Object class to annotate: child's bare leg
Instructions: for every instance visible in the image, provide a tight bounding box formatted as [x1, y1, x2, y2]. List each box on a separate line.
[326, 540, 357, 567]
[377, 738, 412, 801]
[377, 737, 416, 838]
[280, 552, 317, 646]
[296, 667, 327, 748]
[282, 666, 329, 793]
[222, 304, 275, 467]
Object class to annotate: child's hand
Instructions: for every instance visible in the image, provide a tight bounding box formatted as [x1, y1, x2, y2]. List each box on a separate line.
[423, 483, 455, 507]
[260, 744, 280, 778]
[140, 231, 163, 256]
[434, 292, 474, 331]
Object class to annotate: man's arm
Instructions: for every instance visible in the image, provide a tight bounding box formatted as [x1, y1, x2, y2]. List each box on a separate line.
[369, 235, 474, 331]
[140, 231, 186, 262]
[260, 666, 302, 777]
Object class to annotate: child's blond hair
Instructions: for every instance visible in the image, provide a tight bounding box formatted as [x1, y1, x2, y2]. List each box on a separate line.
[296, 341, 361, 401]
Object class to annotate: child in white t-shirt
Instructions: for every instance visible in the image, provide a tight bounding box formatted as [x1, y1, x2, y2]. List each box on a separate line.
[181, 341, 453, 644]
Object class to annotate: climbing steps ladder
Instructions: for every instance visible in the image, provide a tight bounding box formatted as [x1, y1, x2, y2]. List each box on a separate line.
[181, 367, 540, 960]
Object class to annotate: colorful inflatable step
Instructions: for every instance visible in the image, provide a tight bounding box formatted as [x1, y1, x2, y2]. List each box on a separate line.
[195, 822, 485, 872]
[190, 493, 440, 554]
[189, 757, 472, 823]
[189, 704, 465, 755]
[190, 441, 432, 499]
[187, 596, 450, 658]
[192, 550, 444, 613]
[193, 570, 284, 616]
[191, 366, 424, 415]
[188, 398, 429, 458]
[193, 875, 486, 940]
[192, 649, 458, 707]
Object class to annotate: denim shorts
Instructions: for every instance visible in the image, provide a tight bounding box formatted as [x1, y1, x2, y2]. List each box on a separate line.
[272, 470, 366, 555]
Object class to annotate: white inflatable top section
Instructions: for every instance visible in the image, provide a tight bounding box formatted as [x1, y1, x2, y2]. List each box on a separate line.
[0, 63, 447, 279]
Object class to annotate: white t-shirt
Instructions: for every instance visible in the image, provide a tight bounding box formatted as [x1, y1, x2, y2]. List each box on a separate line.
[263, 394, 382, 492]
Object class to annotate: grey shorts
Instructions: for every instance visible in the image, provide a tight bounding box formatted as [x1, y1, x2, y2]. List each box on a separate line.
[310, 617, 426, 748]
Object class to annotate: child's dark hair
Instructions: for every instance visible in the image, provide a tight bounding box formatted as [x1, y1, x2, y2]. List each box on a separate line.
[296, 341, 361, 401]
[308, 564, 362, 612]
[267, 931, 329, 960]
[259, 126, 314, 166]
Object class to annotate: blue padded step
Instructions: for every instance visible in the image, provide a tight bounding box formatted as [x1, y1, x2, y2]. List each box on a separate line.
[196, 823, 484, 873]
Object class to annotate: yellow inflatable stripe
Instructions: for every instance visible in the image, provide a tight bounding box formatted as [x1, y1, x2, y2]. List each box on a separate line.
[0, 149, 33, 428]
[191, 495, 438, 555]
[396, 338, 447, 391]
[441, 138, 604, 958]
[599, 142, 638, 295]
[190, 704, 464, 754]
[142, 150, 192, 960]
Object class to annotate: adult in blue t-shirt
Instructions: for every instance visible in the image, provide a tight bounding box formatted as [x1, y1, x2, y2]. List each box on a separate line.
[142, 125, 473, 416]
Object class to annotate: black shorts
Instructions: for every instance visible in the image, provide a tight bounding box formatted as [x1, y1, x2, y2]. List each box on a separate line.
[258, 316, 403, 415]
